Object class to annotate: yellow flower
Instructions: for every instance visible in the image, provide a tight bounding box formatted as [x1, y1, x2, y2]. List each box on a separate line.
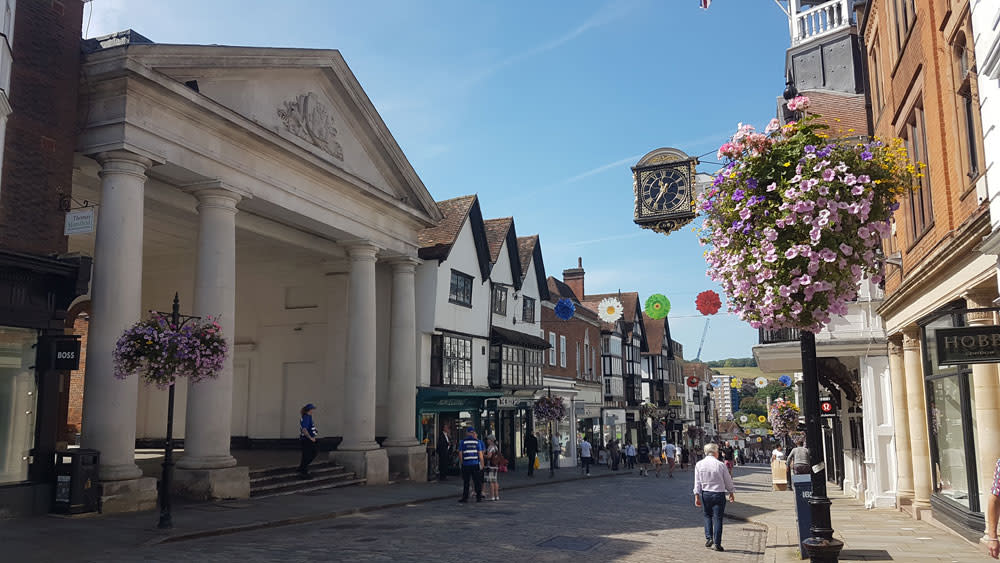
[847, 128, 855, 133]
[783, 162, 791, 167]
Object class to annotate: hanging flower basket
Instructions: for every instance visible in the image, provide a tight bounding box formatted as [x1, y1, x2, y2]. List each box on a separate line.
[113, 312, 229, 389]
[639, 402, 657, 420]
[697, 102, 916, 333]
[768, 398, 801, 439]
[695, 290, 722, 316]
[533, 395, 567, 423]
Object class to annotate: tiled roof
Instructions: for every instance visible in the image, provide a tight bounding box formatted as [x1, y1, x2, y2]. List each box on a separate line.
[547, 277, 600, 322]
[516, 236, 537, 284]
[483, 217, 513, 263]
[642, 313, 666, 355]
[417, 195, 476, 261]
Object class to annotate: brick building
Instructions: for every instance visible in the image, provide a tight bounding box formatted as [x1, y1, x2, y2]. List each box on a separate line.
[861, 0, 996, 539]
[0, 0, 92, 517]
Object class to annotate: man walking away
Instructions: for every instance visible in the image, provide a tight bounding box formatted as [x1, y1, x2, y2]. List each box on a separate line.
[609, 440, 621, 471]
[637, 442, 651, 476]
[580, 436, 593, 476]
[693, 443, 736, 552]
[437, 423, 452, 481]
[525, 432, 539, 477]
[665, 441, 677, 478]
[458, 427, 485, 503]
[788, 439, 810, 474]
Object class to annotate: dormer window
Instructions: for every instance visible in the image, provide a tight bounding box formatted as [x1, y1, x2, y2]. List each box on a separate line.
[492, 285, 508, 315]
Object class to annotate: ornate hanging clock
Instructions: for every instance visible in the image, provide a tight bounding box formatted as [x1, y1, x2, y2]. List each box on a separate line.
[632, 147, 698, 235]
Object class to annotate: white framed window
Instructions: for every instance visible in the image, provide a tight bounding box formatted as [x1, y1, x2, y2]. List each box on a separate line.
[549, 332, 556, 366]
[560, 335, 567, 367]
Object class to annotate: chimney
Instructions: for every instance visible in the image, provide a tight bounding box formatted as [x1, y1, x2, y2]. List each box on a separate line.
[562, 257, 585, 300]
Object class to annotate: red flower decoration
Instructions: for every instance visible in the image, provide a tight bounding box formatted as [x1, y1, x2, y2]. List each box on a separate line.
[696, 290, 722, 316]
[686, 375, 699, 388]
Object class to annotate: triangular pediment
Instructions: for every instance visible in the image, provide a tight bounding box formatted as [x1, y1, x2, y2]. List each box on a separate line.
[123, 45, 441, 224]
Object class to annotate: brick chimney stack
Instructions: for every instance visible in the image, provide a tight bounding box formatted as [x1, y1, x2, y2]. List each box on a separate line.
[562, 257, 585, 300]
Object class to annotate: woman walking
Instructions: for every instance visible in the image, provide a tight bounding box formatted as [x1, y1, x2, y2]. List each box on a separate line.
[298, 403, 318, 478]
[651, 442, 663, 477]
[484, 435, 501, 501]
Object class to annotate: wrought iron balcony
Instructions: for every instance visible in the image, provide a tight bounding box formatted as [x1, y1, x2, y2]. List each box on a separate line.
[759, 327, 801, 344]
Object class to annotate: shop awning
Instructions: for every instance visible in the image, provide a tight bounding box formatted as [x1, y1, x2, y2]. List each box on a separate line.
[416, 388, 502, 413]
[490, 326, 551, 349]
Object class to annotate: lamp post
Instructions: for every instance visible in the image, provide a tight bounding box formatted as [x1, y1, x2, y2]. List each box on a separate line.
[154, 293, 201, 530]
[548, 387, 555, 478]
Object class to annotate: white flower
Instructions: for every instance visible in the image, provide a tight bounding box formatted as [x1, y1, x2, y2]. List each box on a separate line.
[754, 376, 768, 388]
[597, 297, 624, 323]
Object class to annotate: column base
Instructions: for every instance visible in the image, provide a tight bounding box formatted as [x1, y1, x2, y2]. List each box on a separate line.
[98, 476, 158, 514]
[384, 444, 427, 482]
[331, 448, 388, 485]
[98, 462, 143, 482]
[172, 466, 250, 501]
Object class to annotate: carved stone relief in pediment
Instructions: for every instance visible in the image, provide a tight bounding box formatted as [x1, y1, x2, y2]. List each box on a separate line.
[276, 92, 344, 161]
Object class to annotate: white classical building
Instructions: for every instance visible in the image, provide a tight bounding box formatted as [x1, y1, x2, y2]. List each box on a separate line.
[754, 280, 896, 508]
[67, 31, 442, 511]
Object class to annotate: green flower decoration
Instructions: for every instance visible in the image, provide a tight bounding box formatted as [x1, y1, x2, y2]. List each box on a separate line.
[645, 294, 671, 319]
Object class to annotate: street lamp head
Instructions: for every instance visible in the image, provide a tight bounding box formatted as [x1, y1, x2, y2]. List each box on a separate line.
[783, 79, 798, 101]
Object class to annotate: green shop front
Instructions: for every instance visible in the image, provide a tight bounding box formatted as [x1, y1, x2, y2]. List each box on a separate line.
[416, 388, 500, 477]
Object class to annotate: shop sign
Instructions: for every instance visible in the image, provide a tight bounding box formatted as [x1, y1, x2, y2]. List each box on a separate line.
[668, 398, 683, 407]
[37, 335, 81, 371]
[488, 396, 527, 409]
[935, 326, 1000, 365]
[819, 397, 836, 418]
[575, 402, 600, 418]
[64, 207, 96, 235]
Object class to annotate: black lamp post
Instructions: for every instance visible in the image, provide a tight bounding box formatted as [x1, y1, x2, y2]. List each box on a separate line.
[547, 387, 555, 478]
[154, 293, 201, 530]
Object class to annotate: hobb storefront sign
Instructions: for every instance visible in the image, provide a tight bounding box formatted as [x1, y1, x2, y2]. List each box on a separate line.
[935, 326, 1000, 365]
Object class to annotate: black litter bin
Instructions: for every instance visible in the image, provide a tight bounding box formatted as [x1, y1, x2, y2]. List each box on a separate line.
[52, 449, 100, 514]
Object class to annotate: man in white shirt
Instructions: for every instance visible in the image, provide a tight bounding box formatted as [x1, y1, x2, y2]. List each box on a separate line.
[664, 442, 677, 478]
[625, 442, 637, 469]
[693, 443, 736, 552]
[579, 437, 593, 476]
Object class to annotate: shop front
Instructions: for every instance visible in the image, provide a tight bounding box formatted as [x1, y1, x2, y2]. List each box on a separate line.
[482, 394, 533, 472]
[0, 251, 90, 517]
[416, 388, 500, 478]
[575, 401, 601, 448]
[602, 407, 626, 448]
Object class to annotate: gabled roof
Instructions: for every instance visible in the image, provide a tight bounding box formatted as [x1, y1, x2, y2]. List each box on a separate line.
[642, 313, 669, 356]
[547, 277, 599, 322]
[483, 217, 523, 290]
[518, 235, 550, 301]
[583, 292, 644, 346]
[418, 195, 492, 280]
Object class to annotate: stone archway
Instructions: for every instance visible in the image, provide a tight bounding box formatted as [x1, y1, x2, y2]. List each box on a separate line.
[61, 299, 91, 445]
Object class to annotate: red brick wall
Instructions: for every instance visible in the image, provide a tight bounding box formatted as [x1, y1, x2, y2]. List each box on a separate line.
[540, 306, 602, 384]
[66, 313, 88, 434]
[799, 90, 869, 137]
[0, 0, 84, 255]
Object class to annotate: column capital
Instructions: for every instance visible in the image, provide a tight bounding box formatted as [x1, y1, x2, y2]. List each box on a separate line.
[888, 333, 904, 355]
[963, 288, 997, 325]
[95, 150, 153, 179]
[385, 255, 422, 273]
[342, 240, 381, 261]
[181, 180, 250, 212]
[901, 326, 921, 350]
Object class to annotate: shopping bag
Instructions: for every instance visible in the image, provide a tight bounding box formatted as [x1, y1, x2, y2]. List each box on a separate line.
[534, 457, 541, 470]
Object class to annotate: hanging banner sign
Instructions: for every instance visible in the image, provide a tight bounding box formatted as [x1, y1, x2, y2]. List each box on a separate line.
[64, 207, 96, 235]
[936, 326, 1000, 366]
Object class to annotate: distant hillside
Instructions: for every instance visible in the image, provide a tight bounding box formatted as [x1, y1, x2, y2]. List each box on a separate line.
[705, 357, 757, 368]
[711, 366, 767, 381]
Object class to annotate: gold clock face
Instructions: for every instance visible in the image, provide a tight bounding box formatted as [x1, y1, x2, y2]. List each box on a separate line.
[640, 168, 688, 215]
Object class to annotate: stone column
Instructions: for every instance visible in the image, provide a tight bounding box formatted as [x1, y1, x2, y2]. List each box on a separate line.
[332, 241, 388, 485]
[80, 151, 157, 512]
[175, 183, 249, 500]
[888, 334, 914, 502]
[902, 326, 932, 512]
[383, 256, 426, 481]
[964, 290, 1000, 519]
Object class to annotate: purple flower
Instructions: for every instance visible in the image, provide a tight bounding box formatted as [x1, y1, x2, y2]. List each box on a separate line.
[822, 168, 835, 181]
[732, 189, 746, 202]
[804, 145, 816, 153]
[860, 150, 873, 161]
[747, 178, 758, 190]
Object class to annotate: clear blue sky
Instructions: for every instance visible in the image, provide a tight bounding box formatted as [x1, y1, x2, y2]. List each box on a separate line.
[86, 0, 792, 362]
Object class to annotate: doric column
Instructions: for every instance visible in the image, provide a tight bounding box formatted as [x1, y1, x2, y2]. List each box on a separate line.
[177, 183, 243, 471]
[964, 290, 1000, 517]
[902, 326, 932, 509]
[340, 241, 380, 451]
[383, 256, 421, 447]
[888, 334, 913, 501]
[81, 150, 152, 482]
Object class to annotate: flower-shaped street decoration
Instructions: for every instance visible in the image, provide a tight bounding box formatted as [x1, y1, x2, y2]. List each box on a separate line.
[754, 376, 768, 388]
[644, 294, 671, 319]
[598, 297, 624, 323]
[686, 375, 700, 388]
[739, 415, 748, 423]
[757, 415, 767, 423]
[695, 290, 722, 316]
[730, 377, 743, 389]
[710, 378, 723, 389]
[554, 298, 576, 321]
[778, 374, 793, 387]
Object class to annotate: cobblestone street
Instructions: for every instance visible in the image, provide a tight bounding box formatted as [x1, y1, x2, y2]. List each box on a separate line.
[88, 467, 766, 563]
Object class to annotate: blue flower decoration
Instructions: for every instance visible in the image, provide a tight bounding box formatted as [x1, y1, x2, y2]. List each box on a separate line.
[554, 298, 576, 321]
[779, 375, 793, 387]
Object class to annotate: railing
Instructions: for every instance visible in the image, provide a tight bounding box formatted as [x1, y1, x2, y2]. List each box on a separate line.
[759, 327, 802, 344]
[791, 0, 853, 45]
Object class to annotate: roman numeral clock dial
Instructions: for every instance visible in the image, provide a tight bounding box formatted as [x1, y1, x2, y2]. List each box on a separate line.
[641, 168, 687, 213]
[631, 147, 698, 236]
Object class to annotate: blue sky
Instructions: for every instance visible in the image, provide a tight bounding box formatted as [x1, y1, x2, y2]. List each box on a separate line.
[86, 0, 792, 362]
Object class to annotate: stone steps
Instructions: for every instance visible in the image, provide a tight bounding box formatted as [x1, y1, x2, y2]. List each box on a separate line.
[249, 461, 365, 499]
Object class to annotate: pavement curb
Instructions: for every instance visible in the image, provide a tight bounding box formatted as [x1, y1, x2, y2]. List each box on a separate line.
[150, 470, 627, 545]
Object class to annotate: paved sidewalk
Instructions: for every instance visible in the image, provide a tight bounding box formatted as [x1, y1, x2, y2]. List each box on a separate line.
[725, 465, 989, 562]
[0, 463, 625, 562]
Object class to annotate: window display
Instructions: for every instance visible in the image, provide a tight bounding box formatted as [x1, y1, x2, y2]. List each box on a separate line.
[0, 327, 38, 485]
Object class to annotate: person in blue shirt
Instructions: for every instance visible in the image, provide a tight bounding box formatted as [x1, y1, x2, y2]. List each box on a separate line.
[298, 403, 318, 478]
[458, 427, 485, 503]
